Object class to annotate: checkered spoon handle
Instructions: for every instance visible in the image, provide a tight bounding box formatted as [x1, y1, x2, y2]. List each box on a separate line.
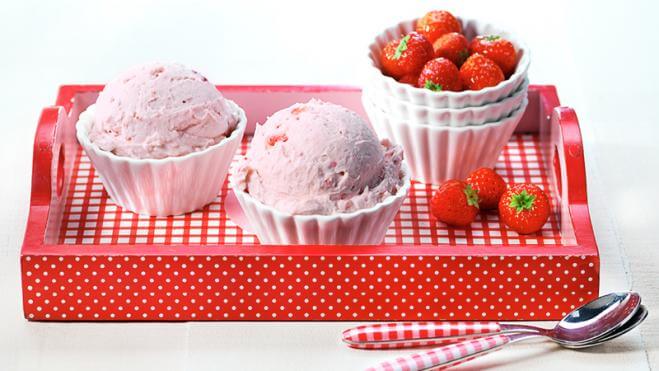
[365, 334, 511, 371]
[342, 322, 502, 349]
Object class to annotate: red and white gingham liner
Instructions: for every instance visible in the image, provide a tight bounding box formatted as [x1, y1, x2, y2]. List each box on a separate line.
[366, 334, 510, 371]
[343, 321, 501, 349]
[53, 133, 561, 246]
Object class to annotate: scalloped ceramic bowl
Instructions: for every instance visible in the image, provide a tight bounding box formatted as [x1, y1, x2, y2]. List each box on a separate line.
[76, 101, 247, 217]
[365, 78, 528, 127]
[230, 164, 411, 245]
[366, 17, 530, 109]
[363, 95, 528, 184]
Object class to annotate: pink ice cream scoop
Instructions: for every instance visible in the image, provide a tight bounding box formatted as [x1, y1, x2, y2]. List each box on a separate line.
[235, 99, 404, 215]
[88, 63, 239, 159]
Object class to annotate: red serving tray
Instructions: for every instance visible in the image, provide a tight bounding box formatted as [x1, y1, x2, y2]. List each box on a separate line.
[21, 85, 599, 321]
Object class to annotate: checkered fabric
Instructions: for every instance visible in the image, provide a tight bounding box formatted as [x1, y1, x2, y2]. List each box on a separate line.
[57, 134, 561, 246]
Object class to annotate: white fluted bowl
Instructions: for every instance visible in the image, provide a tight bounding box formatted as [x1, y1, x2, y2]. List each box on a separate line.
[365, 79, 528, 127]
[230, 165, 411, 245]
[367, 17, 530, 109]
[76, 101, 247, 217]
[364, 96, 528, 184]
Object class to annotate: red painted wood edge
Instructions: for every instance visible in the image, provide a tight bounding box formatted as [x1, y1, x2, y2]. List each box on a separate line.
[554, 108, 587, 204]
[31, 107, 60, 205]
[23, 107, 63, 252]
[22, 85, 598, 258]
[552, 107, 598, 262]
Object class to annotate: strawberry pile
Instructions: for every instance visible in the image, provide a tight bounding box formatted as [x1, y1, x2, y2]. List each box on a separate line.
[380, 10, 518, 92]
[430, 167, 550, 234]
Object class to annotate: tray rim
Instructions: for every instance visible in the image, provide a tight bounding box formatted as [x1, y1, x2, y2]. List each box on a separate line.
[22, 84, 598, 258]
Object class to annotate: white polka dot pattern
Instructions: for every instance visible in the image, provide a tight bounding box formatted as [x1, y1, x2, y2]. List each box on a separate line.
[21, 255, 598, 321]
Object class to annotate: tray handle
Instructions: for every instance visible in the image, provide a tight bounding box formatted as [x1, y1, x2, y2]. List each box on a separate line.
[31, 106, 66, 206]
[551, 107, 587, 205]
[550, 105, 597, 251]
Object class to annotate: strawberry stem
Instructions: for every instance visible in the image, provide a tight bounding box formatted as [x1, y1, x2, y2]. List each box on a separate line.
[509, 190, 536, 213]
[424, 79, 443, 91]
[394, 35, 410, 60]
[463, 184, 479, 209]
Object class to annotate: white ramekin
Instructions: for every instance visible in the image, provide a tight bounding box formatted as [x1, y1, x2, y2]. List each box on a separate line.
[365, 79, 528, 127]
[364, 97, 528, 185]
[76, 101, 247, 217]
[366, 17, 530, 109]
[230, 165, 411, 245]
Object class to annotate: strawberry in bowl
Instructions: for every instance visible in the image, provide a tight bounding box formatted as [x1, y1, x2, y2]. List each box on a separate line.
[417, 57, 463, 92]
[459, 53, 505, 91]
[416, 10, 462, 43]
[380, 32, 434, 80]
[432, 32, 469, 67]
[470, 35, 518, 77]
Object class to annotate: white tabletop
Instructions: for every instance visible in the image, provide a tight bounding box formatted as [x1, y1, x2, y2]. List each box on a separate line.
[1, 1, 657, 370]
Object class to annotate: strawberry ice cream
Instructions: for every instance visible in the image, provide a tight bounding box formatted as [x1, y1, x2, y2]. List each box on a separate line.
[88, 62, 239, 159]
[234, 99, 405, 215]
[76, 62, 247, 216]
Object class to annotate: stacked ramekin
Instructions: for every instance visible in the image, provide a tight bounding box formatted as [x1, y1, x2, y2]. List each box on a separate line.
[364, 18, 530, 184]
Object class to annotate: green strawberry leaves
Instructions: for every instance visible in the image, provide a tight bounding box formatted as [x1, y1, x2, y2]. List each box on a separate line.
[485, 35, 501, 42]
[458, 49, 470, 63]
[424, 79, 443, 92]
[509, 190, 536, 213]
[394, 35, 411, 60]
[463, 184, 479, 209]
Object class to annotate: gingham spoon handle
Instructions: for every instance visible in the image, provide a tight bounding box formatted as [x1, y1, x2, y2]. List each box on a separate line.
[365, 334, 511, 371]
[342, 321, 501, 349]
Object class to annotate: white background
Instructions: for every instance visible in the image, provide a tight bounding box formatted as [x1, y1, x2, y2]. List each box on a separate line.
[1, 0, 658, 370]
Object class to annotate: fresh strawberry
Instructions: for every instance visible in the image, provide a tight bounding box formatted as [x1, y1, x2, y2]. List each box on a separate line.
[430, 180, 479, 227]
[398, 73, 420, 85]
[417, 57, 462, 92]
[469, 35, 517, 76]
[498, 184, 550, 234]
[433, 32, 469, 67]
[380, 32, 434, 80]
[465, 167, 506, 210]
[416, 10, 462, 44]
[459, 53, 504, 90]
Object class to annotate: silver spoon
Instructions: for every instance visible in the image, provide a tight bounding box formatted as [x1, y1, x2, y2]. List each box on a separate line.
[365, 292, 643, 371]
[499, 291, 642, 348]
[346, 292, 641, 349]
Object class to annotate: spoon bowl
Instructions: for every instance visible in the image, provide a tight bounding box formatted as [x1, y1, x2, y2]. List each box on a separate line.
[497, 291, 642, 346]
[551, 291, 642, 345]
[565, 304, 648, 349]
